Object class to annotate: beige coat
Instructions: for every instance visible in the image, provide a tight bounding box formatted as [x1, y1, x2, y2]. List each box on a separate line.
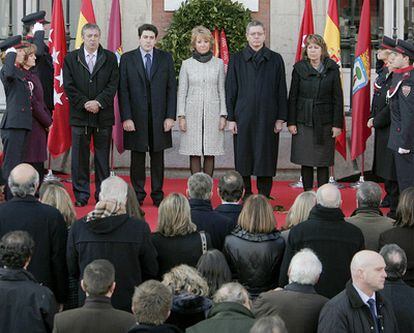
[177, 56, 227, 156]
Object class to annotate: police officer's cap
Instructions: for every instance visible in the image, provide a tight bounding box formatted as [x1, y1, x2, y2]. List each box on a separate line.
[21, 10, 50, 26]
[0, 35, 27, 52]
[394, 39, 414, 60]
[379, 36, 397, 50]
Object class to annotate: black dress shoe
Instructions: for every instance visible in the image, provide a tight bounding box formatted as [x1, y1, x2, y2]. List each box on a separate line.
[75, 200, 87, 207]
[153, 201, 161, 207]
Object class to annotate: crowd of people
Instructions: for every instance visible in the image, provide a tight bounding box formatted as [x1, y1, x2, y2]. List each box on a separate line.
[1, 8, 414, 333]
[1, 163, 414, 332]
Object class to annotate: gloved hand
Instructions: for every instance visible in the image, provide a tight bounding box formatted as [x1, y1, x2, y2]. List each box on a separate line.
[32, 22, 44, 34]
[5, 47, 16, 54]
[398, 147, 410, 154]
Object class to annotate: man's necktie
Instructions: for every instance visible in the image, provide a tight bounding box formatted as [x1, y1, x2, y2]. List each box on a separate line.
[367, 298, 380, 333]
[87, 54, 95, 74]
[145, 53, 152, 80]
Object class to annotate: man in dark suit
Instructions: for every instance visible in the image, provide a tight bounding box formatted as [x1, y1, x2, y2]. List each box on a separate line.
[0, 231, 57, 333]
[187, 172, 233, 250]
[318, 250, 399, 332]
[63, 23, 119, 206]
[279, 184, 364, 298]
[119, 24, 176, 207]
[253, 249, 328, 333]
[380, 244, 414, 333]
[0, 36, 32, 200]
[387, 39, 414, 191]
[0, 163, 68, 306]
[54, 259, 136, 333]
[21, 10, 54, 112]
[215, 170, 244, 229]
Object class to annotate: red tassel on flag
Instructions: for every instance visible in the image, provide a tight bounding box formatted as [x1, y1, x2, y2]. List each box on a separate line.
[219, 29, 229, 72]
[212, 28, 220, 58]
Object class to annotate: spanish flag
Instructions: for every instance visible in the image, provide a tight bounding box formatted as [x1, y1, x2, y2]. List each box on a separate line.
[323, 0, 347, 160]
[75, 0, 96, 49]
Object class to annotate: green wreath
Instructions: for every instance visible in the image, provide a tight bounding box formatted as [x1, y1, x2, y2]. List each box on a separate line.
[158, 0, 252, 75]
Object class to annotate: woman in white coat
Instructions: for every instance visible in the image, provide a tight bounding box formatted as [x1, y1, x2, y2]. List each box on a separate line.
[177, 26, 227, 176]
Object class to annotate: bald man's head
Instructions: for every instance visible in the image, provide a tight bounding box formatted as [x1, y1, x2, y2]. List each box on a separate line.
[351, 250, 387, 295]
[316, 184, 341, 208]
[8, 163, 39, 198]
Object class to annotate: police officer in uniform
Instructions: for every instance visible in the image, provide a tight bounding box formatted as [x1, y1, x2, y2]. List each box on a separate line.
[21, 11, 54, 112]
[0, 36, 32, 199]
[387, 39, 414, 192]
[368, 36, 399, 217]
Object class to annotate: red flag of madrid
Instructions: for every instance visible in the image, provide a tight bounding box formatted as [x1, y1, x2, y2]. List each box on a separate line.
[351, 0, 371, 160]
[295, 0, 314, 63]
[48, 0, 71, 156]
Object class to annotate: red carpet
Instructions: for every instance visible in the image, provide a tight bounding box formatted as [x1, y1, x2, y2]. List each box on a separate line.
[58, 175, 390, 231]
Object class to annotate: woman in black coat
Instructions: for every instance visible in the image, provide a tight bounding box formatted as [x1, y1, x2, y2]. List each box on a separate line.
[21, 44, 52, 182]
[288, 34, 343, 191]
[223, 194, 285, 298]
[151, 193, 213, 279]
[0, 36, 32, 199]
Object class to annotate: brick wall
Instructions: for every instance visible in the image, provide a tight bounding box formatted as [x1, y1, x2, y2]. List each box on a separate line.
[152, 0, 270, 42]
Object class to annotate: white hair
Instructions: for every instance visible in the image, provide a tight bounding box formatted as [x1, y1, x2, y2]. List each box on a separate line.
[99, 176, 128, 205]
[316, 184, 341, 208]
[288, 248, 322, 285]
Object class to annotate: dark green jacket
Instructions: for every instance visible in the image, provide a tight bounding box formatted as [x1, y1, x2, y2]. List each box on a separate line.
[186, 302, 255, 333]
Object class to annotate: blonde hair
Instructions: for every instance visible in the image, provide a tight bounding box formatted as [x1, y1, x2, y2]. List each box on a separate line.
[238, 194, 276, 233]
[190, 25, 214, 51]
[157, 193, 196, 236]
[41, 184, 77, 226]
[162, 264, 209, 296]
[285, 191, 316, 229]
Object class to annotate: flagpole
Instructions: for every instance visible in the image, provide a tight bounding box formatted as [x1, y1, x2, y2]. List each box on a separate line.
[289, 176, 304, 188]
[110, 139, 115, 176]
[44, 152, 60, 182]
[350, 152, 365, 188]
[328, 166, 344, 189]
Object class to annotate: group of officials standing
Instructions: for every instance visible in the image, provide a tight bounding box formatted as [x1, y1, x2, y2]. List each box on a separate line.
[1, 11, 414, 206]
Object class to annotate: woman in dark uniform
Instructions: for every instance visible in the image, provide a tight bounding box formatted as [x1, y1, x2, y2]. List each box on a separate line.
[0, 36, 32, 199]
[21, 43, 52, 183]
[368, 36, 398, 217]
[288, 34, 343, 192]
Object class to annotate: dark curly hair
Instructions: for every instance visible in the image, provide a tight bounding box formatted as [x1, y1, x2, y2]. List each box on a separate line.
[0, 231, 34, 269]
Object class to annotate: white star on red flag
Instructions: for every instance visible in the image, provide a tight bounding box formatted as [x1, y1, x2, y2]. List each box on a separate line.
[51, 47, 60, 64]
[54, 89, 63, 106]
[55, 70, 63, 87]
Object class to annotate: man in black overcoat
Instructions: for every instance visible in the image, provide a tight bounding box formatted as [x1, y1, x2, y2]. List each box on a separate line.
[318, 250, 399, 333]
[63, 23, 119, 206]
[0, 163, 68, 306]
[119, 24, 176, 207]
[226, 20, 288, 199]
[387, 39, 414, 191]
[380, 244, 414, 333]
[368, 36, 398, 217]
[21, 10, 54, 112]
